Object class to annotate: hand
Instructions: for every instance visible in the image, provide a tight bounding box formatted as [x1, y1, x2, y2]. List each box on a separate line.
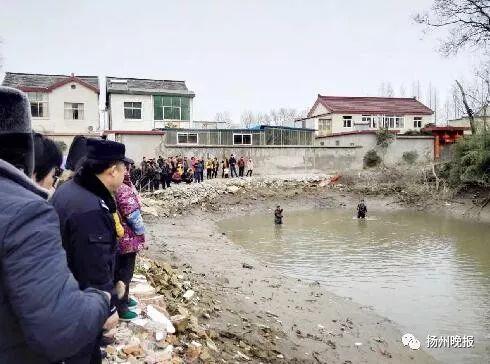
[103, 311, 119, 331]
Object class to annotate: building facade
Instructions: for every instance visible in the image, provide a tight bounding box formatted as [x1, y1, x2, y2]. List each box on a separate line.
[106, 77, 195, 131]
[297, 95, 434, 136]
[1, 72, 100, 134]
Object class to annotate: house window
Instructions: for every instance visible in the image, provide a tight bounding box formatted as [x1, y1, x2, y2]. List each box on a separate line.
[177, 132, 198, 144]
[318, 118, 332, 134]
[64, 103, 84, 120]
[395, 116, 404, 128]
[233, 133, 252, 145]
[335, 140, 340, 146]
[414, 117, 422, 128]
[28, 92, 48, 118]
[154, 96, 190, 121]
[124, 102, 142, 119]
[343, 116, 352, 128]
[382, 115, 404, 129]
[362, 115, 377, 128]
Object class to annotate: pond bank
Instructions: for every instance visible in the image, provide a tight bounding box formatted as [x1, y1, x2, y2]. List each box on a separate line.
[140, 175, 476, 363]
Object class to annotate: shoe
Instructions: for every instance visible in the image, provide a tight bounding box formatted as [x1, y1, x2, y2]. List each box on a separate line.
[119, 310, 138, 321]
[127, 297, 138, 308]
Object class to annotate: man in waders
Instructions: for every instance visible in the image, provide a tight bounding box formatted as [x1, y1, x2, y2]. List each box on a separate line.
[357, 199, 367, 219]
[274, 205, 283, 224]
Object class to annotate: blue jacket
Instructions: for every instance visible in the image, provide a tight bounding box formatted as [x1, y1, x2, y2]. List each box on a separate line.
[0, 159, 109, 363]
[51, 168, 118, 305]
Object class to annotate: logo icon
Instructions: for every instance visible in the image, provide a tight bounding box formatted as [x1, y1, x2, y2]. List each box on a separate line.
[402, 333, 421, 350]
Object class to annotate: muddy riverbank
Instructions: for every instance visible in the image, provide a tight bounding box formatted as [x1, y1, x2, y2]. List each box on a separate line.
[134, 174, 490, 363]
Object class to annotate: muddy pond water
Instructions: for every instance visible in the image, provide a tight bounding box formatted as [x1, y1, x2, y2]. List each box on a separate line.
[219, 208, 490, 363]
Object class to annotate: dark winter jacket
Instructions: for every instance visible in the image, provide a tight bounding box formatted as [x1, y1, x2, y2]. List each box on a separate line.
[0, 159, 109, 363]
[229, 156, 237, 166]
[51, 167, 119, 307]
[195, 161, 204, 173]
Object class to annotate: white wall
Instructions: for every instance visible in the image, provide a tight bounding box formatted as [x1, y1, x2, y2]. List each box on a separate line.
[109, 93, 194, 131]
[109, 94, 154, 131]
[315, 133, 434, 164]
[31, 82, 99, 134]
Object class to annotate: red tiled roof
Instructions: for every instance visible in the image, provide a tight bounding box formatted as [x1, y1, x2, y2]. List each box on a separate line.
[310, 95, 433, 116]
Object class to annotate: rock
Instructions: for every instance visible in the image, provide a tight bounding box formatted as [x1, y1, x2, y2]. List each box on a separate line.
[183, 289, 195, 300]
[185, 341, 202, 362]
[122, 344, 144, 357]
[199, 349, 212, 362]
[171, 314, 189, 333]
[147, 305, 176, 334]
[105, 345, 116, 355]
[242, 263, 254, 269]
[166, 335, 180, 346]
[206, 338, 218, 352]
[227, 186, 240, 194]
[236, 350, 251, 360]
[131, 283, 156, 297]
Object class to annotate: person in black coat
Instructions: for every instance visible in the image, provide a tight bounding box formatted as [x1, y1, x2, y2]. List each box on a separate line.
[229, 154, 238, 178]
[51, 138, 131, 363]
[0, 87, 112, 364]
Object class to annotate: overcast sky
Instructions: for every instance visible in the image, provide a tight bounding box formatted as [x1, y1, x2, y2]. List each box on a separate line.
[0, 0, 481, 123]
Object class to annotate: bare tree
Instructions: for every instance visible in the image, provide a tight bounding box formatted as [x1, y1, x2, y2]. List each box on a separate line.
[386, 83, 395, 97]
[455, 64, 490, 133]
[214, 111, 232, 129]
[262, 113, 272, 125]
[378, 82, 386, 96]
[411, 80, 422, 99]
[399, 84, 407, 97]
[415, 0, 490, 55]
[240, 110, 255, 128]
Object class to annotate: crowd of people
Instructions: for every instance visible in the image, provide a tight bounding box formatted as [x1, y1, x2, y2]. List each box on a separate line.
[0, 86, 145, 363]
[131, 154, 255, 191]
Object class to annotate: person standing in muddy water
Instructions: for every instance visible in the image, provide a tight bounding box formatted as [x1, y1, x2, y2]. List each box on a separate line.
[274, 205, 283, 224]
[357, 198, 367, 219]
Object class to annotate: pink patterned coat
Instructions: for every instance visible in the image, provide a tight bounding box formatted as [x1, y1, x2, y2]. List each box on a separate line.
[115, 182, 146, 254]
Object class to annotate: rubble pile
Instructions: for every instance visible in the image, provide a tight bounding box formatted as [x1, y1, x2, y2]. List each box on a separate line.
[141, 175, 332, 217]
[104, 257, 286, 363]
[103, 257, 218, 363]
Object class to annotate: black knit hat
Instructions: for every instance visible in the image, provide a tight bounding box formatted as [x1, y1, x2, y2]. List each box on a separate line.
[0, 86, 34, 175]
[86, 138, 132, 163]
[65, 135, 88, 171]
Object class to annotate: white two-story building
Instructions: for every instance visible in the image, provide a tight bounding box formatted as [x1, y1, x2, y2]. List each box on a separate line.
[1, 72, 101, 135]
[297, 95, 434, 137]
[106, 76, 195, 131]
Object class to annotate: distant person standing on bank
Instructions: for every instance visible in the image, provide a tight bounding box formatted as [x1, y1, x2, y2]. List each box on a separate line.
[246, 158, 254, 177]
[238, 157, 245, 177]
[229, 154, 238, 177]
[357, 199, 367, 219]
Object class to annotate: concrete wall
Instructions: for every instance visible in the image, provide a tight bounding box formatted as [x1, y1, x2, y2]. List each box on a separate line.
[56, 132, 433, 174]
[109, 93, 194, 131]
[32, 82, 99, 134]
[112, 133, 166, 162]
[315, 133, 434, 164]
[162, 145, 364, 174]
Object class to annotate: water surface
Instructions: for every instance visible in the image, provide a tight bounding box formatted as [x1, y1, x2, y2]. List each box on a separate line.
[219, 208, 490, 363]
